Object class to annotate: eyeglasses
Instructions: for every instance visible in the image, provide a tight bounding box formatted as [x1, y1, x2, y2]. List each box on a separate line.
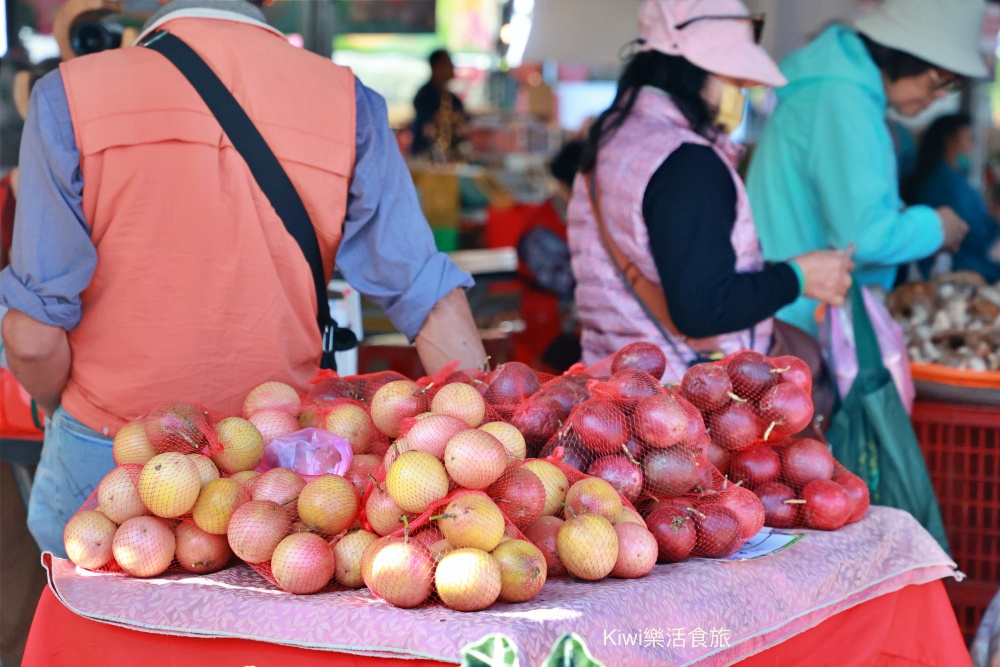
[928, 68, 967, 94]
[674, 13, 766, 45]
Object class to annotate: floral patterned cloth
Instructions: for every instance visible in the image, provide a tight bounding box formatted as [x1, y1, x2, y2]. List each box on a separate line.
[44, 506, 956, 666]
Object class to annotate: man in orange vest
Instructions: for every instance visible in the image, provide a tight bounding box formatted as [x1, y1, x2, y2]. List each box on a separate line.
[0, 0, 486, 557]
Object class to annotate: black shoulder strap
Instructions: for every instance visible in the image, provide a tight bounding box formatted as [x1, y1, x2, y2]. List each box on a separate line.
[141, 30, 349, 369]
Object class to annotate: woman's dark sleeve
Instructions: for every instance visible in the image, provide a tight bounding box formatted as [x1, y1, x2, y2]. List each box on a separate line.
[641, 143, 799, 339]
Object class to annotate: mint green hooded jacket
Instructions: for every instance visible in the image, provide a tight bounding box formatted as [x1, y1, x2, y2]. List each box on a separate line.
[746, 25, 943, 335]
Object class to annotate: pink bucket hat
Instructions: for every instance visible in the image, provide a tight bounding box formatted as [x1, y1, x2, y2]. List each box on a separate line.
[637, 0, 787, 87]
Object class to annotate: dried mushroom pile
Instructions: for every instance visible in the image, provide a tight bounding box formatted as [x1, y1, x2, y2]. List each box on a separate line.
[887, 272, 1000, 371]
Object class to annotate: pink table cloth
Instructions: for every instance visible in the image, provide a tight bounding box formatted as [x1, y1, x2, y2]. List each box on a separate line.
[44, 506, 957, 666]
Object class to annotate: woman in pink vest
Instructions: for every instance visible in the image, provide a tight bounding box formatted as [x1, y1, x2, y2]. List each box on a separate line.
[568, 0, 854, 382]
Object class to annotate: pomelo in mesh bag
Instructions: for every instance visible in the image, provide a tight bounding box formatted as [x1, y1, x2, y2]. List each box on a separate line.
[556, 510, 618, 580]
[112, 421, 157, 465]
[479, 422, 527, 460]
[243, 381, 301, 419]
[297, 474, 359, 536]
[611, 522, 657, 578]
[188, 454, 220, 487]
[249, 410, 301, 447]
[192, 477, 249, 534]
[430, 382, 486, 428]
[361, 532, 435, 608]
[523, 515, 567, 577]
[436, 548, 503, 611]
[385, 451, 449, 514]
[333, 529, 378, 588]
[521, 460, 568, 516]
[611, 341, 667, 380]
[443, 430, 508, 490]
[434, 493, 506, 552]
[270, 532, 336, 594]
[486, 466, 546, 530]
[492, 539, 547, 602]
[138, 452, 202, 518]
[96, 465, 147, 524]
[174, 521, 232, 574]
[64, 510, 117, 570]
[112, 516, 176, 578]
[227, 499, 291, 564]
[319, 401, 378, 455]
[212, 417, 264, 474]
[370, 381, 429, 439]
[143, 402, 211, 454]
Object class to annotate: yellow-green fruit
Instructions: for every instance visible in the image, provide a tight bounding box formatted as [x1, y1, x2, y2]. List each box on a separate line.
[297, 475, 359, 536]
[187, 454, 220, 487]
[385, 451, 449, 513]
[492, 539, 547, 602]
[436, 494, 505, 552]
[333, 529, 378, 588]
[212, 417, 264, 474]
[478, 422, 526, 460]
[112, 421, 157, 465]
[522, 460, 569, 516]
[138, 452, 202, 518]
[435, 548, 502, 612]
[192, 478, 249, 534]
[557, 514, 618, 580]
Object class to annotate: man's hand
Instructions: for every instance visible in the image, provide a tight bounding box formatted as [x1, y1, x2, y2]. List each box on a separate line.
[1, 310, 71, 417]
[414, 288, 487, 374]
[937, 206, 970, 252]
[791, 249, 854, 308]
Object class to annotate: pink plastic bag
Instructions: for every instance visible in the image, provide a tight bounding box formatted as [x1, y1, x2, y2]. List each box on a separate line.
[823, 287, 916, 414]
[259, 427, 353, 476]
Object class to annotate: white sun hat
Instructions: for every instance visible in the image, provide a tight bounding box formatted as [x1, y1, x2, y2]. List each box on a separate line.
[854, 0, 988, 78]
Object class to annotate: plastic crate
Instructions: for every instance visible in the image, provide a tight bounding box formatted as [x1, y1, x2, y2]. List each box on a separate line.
[912, 401, 1000, 583]
[944, 579, 997, 647]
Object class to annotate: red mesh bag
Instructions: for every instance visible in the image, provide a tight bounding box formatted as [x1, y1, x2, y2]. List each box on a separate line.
[738, 438, 870, 531]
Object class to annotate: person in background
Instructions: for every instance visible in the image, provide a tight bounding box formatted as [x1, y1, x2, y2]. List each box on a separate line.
[902, 113, 1000, 283]
[746, 0, 982, 335]
[411, 49, 467, 159]
[568, 0, 853, 381]
[0, 0, 486, 557]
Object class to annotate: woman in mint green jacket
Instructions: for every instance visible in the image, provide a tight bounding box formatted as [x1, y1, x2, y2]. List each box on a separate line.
[746, 0, 984, 335]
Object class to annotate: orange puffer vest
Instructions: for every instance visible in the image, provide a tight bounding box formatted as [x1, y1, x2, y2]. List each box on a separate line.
[60, 17, 356, 435]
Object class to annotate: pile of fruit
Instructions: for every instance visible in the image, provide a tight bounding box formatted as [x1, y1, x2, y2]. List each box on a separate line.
[62, 343, 871, 612]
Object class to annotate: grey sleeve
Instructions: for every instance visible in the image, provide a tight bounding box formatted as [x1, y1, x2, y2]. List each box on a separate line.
[0, 70, 94, 330]
[335, 78, 473, 341]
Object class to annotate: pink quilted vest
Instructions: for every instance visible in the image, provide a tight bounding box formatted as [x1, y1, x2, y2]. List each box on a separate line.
[567, 87, 772, 382]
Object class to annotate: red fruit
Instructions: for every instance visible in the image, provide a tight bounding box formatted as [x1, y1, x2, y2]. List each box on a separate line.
[538, 380, 591, 416]
[779, 439, 835, 489]
[308, 377, 358, 402]
[588, 455, 643, 503]
[484, 362, 542, 410]
[771, 356, 812, 396]
[523, 516, 567, 577]
[539, 434, 592, 471]
[487, 468, 547, 530]
[729, 447, 781, 489]
[571, 400, 628, 456]
[510, 395, 564, 448]
[644, 497, 691, 518]
[758, 383, 814, 440]
[706, 441, 730, 475]
[681, 364, 733, 411]
[624, 437, 646, 462]
[643, 445, 698, 498]
[707, 403, 762, 452]
[757, 481, 799, 528]
[726, 351, 778, 399]
[833, 472, 870, 524]
[355, 371, 408, 402]
[645, 507, 696, 563]
[145, 403, 209, 453]
[801, 480, 852, 530]
[691, 505, 741, 558]
[595, 369, 661, 407]
[612, 342, 668, 381]
[693, 464, 718, 494]
[634, 395, 689, 449]
[716, 485, 765, 540]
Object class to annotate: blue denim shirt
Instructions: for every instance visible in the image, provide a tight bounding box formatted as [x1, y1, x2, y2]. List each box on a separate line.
[1, 58, 471, 340]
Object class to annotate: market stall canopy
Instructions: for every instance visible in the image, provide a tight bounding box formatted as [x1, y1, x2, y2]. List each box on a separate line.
[522, 0, 644, 66]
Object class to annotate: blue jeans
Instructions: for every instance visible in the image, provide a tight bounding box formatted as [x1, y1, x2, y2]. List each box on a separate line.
[28, 407, 115, 558]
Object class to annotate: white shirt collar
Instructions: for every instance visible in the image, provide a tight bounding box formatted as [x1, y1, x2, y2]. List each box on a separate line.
[135, 7, 284, 45]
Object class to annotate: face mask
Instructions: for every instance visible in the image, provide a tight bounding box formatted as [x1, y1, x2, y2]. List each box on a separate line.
[717, 84, 747, 134]
[956, 153, 971, 174]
